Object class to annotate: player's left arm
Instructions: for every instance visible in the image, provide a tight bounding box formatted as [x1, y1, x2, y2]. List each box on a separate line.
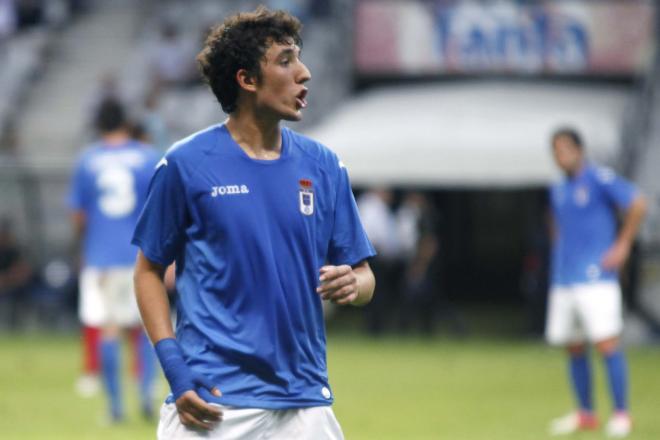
[317, 260, 375, 306]
[602, 193, 648, 271]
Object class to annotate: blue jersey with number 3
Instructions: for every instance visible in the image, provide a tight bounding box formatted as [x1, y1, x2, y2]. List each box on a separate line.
[550, 164, 638, 286]
[69, 141, 160, 268]
[132, 124, 375, 409]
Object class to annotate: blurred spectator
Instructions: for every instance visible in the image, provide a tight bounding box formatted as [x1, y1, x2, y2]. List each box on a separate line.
[267, 0, 308, 22]
[0, 0, 17, 39]
[397, 192, 437, 334]
[0, 119, 20, 155]
[15, 0, 43, 30]
[148, 21, 197, 88]
[0, 217, 33, 331]
[29, 258, 76, 329]
[138, 86, 170, 151]
[358, 188, 402, 335]
[519, 205, 550, 336]
[128, 120, 149, 143]
[397, 192, 465, 336]
[66, 0, 89, 17]
[308, 0, 331, 20]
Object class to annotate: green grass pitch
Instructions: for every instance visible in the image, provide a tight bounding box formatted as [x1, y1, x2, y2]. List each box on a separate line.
[1, 334, 659, 439]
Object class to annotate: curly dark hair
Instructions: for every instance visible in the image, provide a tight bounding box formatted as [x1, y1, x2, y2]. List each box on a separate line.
[197, 7, 303, 114]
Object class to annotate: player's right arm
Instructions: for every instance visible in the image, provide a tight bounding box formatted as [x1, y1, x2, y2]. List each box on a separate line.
[70, 211, 86, 270]
[134, 250, 175, 342]
[134, 251, 222, 430]
[595, 169, 648, 271]
[68, 153, 89, 270]
[601, 194, 647, 271]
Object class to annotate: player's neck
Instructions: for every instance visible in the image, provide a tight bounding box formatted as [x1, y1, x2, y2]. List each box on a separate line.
[565, 160, 585, 178]
[225, 112, 282, 160]
[101, 130, 130, 147]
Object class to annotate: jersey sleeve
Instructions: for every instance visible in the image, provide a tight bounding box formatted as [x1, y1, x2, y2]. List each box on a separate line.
[595, 167, 639, 210]
[132, 157, 189, 266]
[327, 159, 376, 266]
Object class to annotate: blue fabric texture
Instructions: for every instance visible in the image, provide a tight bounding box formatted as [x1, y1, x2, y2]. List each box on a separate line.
[100, 339, 122, 418]
[604, 350, 628, 411]
[569, 352, 593, 412]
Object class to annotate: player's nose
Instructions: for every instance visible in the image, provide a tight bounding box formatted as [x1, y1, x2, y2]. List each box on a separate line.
[297, 61, 311, 84]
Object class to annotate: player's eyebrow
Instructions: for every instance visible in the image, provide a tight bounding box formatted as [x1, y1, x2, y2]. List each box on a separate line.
[275, 46, 301, 59]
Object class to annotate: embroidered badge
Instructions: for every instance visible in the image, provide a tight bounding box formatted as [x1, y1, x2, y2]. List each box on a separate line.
[574, 185, 589, 206]
[299, 179, 314, 216]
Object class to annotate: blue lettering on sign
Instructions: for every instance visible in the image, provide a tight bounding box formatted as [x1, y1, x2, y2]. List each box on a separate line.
[433, 4, 589, 73]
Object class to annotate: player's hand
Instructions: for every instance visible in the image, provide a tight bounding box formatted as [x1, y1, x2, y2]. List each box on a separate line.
[601, 240, 631, 271]
[317, 265, 359, 305]
[175, 389, 222, 431]
[175, 375, 222, 431]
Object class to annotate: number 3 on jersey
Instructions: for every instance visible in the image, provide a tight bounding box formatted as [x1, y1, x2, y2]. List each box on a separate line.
[97, 166, 136, 218]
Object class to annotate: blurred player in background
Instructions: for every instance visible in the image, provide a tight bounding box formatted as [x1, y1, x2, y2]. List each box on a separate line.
[69, 98, 160, 422]
[132, 7, 376, 439]
[546, 128, 647, 438]
[357, 188, 401, 335]
[0, 218, 33, 331]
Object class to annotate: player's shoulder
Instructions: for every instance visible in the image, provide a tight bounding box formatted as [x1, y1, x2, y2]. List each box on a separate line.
[286, 128, 342, 171]
[132, 140, 158, 155]
[163, 124, 222, 165]
[73, 142, 107, 170]
[76, 142, 104, 160]
[549, 173, 567, 191]
[127, 141, 162, 169]
[585, 163, 618, 185]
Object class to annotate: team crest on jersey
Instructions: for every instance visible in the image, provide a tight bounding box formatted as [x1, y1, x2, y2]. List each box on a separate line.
[299, 179, 314, 216]
[574, 186, 589, 206]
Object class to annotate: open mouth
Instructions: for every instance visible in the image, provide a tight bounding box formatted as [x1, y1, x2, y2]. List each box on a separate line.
[296, 89, 308, 109]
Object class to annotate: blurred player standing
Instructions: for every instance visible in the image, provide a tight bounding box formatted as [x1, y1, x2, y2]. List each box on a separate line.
[546, 128, 647, 438]
[69, 98, 160, 421]
[132, 7, 376, 439]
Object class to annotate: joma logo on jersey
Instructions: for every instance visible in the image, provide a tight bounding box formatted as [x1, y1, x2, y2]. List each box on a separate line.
[211, 185, 250, 197]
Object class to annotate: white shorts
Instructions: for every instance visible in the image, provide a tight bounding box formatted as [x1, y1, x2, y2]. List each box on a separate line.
[157, 403, 345, 440]
[545, 281, 623, 345]
[78, 267, 141, 327]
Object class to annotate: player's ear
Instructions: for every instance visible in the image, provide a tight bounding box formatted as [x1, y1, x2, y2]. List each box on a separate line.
[236, 69, 258, 92]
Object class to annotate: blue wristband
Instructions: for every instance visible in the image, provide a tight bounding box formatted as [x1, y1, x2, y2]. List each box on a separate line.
[154, 338, 196, 400]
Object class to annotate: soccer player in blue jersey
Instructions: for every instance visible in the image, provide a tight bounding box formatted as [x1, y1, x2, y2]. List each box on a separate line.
[546, 128, 647, 438]
[69, 98, 160, 422]
[132, 7, 376, 439]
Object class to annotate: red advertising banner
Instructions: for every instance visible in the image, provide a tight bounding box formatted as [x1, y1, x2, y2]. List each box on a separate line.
[355, 0, 655, 75]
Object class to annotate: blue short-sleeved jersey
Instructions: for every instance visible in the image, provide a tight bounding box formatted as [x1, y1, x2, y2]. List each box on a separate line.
[550, 164, 638, 286]
[132, 124, 376, 409]
[69, 141, 160, 268]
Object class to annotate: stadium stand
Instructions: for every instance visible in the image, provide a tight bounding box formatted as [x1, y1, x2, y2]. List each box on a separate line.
[118, 0, 352, 143]
[0, 0, 67, 151]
